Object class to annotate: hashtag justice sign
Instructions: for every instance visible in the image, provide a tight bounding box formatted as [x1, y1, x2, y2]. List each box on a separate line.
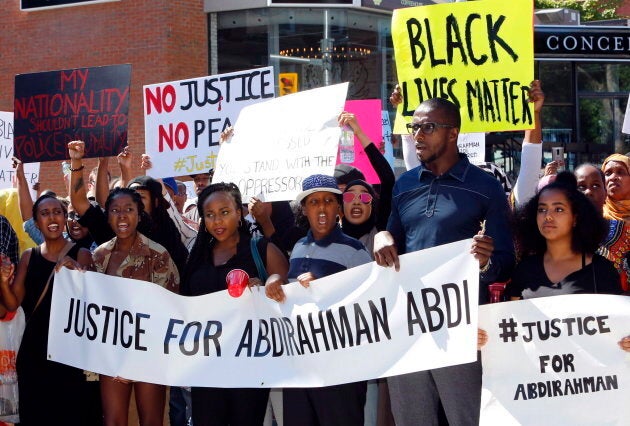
[478, 294, 630, 425]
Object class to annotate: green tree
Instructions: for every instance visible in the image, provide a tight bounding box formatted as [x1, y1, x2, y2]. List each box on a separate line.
[535, 0, 627, 21]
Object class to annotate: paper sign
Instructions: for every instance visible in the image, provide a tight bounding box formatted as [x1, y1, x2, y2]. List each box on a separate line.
[212, 83, 349, 202]
[13, 64, 131, 163]
[391, 0, 535, 134]
[479, 295, 630, 425]
[382, 111, 395, 169]
[457, 132, 486, 165]
[622, 94, 630, 134]
[144, 67, 275, 178]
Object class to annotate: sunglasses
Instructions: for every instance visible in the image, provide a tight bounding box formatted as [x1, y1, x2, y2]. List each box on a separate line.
[406, 122, 455, 135]
[342, 192, 373, 204]
[67, 212, 80, 221]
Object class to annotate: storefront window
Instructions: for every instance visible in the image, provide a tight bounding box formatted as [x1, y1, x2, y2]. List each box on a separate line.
[215, 8, 395, 101]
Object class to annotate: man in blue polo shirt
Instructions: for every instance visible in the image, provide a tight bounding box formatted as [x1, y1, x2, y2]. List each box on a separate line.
[374, 98, 515, 425]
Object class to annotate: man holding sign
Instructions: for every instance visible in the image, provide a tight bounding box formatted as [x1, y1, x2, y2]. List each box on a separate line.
[374, 97, 514, 425]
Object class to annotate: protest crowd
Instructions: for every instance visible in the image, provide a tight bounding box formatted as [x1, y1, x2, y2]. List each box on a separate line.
[0, 76, 626, 426]
[1, 2, 630, 425]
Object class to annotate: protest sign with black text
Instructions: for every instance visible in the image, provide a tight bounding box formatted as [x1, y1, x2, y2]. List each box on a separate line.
[49, 239, 479, 388]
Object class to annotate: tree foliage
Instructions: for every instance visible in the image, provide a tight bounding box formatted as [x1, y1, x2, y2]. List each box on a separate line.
[534, 0, 627, 21]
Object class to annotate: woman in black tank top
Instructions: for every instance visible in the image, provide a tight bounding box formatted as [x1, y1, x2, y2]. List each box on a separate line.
[0, 193, 92, 425]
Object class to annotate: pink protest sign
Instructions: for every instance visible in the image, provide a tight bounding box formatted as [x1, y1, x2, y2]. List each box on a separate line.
[340, 99, 383, 184]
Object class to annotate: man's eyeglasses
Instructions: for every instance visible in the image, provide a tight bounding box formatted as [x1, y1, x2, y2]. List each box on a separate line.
[67, 212, 80, 222]
[342, 192, 373, 204]
[406, 122, 455, 135]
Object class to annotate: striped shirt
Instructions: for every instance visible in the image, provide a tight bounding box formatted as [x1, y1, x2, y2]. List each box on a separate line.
[288, 225, 371, 280]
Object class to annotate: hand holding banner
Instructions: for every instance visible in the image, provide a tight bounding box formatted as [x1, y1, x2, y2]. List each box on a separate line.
[49, 239, 479, 388]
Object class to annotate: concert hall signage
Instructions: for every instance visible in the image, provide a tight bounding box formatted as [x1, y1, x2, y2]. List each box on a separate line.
[535, 26, 630, 58]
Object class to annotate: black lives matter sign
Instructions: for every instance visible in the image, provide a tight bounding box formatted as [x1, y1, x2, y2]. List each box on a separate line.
[13, 64, 131, 163]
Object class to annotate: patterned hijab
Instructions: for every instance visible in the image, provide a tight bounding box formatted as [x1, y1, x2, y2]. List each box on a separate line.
[602, 154, 630, 221]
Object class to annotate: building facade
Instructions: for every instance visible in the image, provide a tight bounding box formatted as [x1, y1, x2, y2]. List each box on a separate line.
[3, 0, 630, 194]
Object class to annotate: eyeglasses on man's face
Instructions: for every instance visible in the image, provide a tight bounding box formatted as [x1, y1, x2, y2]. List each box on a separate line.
[406, 122, 455, 136]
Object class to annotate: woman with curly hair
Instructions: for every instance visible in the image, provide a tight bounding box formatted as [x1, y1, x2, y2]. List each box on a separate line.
[507, 172, 622, 299]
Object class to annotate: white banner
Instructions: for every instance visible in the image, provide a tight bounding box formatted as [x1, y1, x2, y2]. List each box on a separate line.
[0, 112, 39, 195]
[479, 295, 630, 426]
[143, 67, 275, 178]
[49, 239, 478, 387]
[212, 83, 349, 202]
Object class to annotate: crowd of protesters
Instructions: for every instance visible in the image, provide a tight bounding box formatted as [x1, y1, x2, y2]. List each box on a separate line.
[0, 79, 627, 426]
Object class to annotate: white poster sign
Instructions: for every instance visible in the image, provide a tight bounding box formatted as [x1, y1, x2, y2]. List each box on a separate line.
[0, 112, 39, 195]
[143, 67, 275, 178]
[49, 239, 478, 388]
[381, 111, 395, 169]
[212, 83, 349, 202]
[623, 94, 630, 134]
[479, 295, 630, 426]
[457, 132, 486, 165]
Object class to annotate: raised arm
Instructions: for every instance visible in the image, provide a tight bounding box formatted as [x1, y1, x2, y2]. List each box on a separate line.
[338, 111, 396, 230]
[67, 141, 92, 216]
[514, 80, 545, 207]
[95, 157, 110, 207]
[523, 80, 544, 144]
[12, 157, 33, 221]
[117, 146, 134, 188]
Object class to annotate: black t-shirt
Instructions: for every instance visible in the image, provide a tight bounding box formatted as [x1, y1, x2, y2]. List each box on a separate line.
[183, 235, 268, 296]
[506, 253, 622, 299]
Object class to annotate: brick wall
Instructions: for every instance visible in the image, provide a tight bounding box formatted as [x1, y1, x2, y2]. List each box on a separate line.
[0, 0, 208, 197]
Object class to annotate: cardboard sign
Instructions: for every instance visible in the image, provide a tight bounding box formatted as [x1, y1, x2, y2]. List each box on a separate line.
[143, 67, 275, 178]
[49, 239, 479, 387]
[479, 295, 630, 425]
[13, 64, 131, 163]
[212, 83, 348, 202]
[392, 0, 535, 134]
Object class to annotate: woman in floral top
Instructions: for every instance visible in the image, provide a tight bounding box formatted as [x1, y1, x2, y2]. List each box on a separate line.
[93, 187, 179, 426]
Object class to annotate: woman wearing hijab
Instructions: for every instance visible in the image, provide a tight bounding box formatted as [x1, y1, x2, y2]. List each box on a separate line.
[599, 154, 630, 292]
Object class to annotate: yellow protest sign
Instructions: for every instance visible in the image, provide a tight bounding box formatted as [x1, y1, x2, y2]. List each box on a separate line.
[392, 0, 534, 134]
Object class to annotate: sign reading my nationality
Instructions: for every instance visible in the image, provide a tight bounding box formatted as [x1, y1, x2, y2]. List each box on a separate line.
[49, 239, 479, 388]
[391, 0, 535, 134]
[212, 83, 348, 202]
[13, 64, 131, 163]
[143, 67, 275, 178]
[479, 295, 630, 426]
